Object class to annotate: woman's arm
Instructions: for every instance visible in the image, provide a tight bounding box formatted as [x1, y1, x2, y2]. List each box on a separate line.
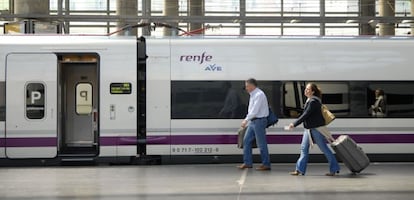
[293, 100, 318, 127]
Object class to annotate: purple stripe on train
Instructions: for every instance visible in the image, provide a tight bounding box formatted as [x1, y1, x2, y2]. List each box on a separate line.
[1, 137, 58, 147]
[0, 137, 138, 147]
[0, 134, 414, 147]
[100, 136, 138, 146]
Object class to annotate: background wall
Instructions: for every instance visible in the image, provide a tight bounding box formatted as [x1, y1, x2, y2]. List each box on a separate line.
[0, 0, 413, 36]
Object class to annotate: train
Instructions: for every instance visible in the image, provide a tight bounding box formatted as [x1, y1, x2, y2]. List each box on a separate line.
[0, 35, 414, 165]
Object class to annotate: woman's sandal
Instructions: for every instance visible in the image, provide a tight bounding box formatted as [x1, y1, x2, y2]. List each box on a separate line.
[289, 170, 304, 176]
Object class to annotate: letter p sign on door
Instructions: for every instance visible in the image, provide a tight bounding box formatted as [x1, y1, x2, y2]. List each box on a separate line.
[80, 91, 88, 101]
[31, 91, 42, 104]
[76, 83, 93, 115]
[26, 83, 45, 119]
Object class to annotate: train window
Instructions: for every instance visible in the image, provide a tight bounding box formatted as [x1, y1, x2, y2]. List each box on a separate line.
[282, 81, 414, 118]
[322, 94, 343, 104]
[367, 82, 414, 118]
[283, 81, 350, 118]
[0, 82, 5, 121]
[171, 81, 246, 119]
[76, 83, 93, 115]
[26, 83, 45, 119]
[171, 81, 282, 119]
[171, 81, 414, 119]
[283, 81, 306, 118]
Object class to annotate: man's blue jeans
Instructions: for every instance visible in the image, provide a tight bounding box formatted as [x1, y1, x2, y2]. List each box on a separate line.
[243, 118, 271, 167]
[296, 128, 340, 174]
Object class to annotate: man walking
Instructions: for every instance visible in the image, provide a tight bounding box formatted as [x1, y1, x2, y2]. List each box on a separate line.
[238, 78, 271, 171]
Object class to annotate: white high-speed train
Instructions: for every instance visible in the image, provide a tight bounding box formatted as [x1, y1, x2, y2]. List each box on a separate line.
[0, 35, 414, 164]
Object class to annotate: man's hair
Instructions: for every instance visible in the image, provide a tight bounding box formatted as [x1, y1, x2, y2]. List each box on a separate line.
[246, 78, 258, 87]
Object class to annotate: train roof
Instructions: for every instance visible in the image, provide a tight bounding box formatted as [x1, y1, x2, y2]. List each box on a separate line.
[1, 34, 414, 42]
[160, 35, 414, 40]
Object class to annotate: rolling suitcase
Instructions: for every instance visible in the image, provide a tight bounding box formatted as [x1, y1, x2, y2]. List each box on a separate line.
[331, 135, 370, 173]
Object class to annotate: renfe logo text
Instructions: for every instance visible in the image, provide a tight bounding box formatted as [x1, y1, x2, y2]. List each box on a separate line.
[180, 52, 212, 64]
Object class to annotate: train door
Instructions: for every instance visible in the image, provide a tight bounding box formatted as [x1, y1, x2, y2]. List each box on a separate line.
[58, 54, 99, 156]
[5, 53, 58, 158]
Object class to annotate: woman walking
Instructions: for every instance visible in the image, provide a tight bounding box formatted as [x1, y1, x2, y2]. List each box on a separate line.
[288, 83, 340, 176]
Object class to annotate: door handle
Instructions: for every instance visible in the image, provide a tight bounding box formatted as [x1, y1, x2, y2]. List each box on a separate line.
[93, 109, 98, 131]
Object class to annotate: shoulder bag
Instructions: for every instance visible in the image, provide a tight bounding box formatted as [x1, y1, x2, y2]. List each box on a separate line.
[321, 104, 336, 125]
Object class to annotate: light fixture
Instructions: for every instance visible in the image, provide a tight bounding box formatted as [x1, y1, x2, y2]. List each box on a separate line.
[401, 20, 414, 24]
[368, 20, 378, 28]
[346, 20, 358, 24]
[290, 19, 300, 23]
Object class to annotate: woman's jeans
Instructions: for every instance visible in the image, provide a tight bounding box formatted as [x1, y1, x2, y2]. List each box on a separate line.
[243, 118, 271, 167]
[296, 128, 340, 174]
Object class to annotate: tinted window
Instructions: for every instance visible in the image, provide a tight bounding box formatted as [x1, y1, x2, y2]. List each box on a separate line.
[171, 81, 282, 119]
[0, 82, 4, 121]
[283, 81, 350, 117]
[284, 81, 414, 118]
[26, 83, 45, 119]
[367, 82, 414, 117]
[171, 81, 247, 119]
[172, 81, 414, 119]
[386, 94, 413, 105]
[322, 94, 343, 104]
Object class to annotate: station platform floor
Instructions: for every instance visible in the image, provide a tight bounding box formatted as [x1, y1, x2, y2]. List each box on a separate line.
[0, 163, 413, 200]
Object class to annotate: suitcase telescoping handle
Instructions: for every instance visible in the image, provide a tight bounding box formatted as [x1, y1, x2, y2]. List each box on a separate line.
[316, 126, 335, 144]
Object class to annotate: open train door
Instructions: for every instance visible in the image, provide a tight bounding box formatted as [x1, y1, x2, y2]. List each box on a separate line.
[5, 53, 58, 158]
